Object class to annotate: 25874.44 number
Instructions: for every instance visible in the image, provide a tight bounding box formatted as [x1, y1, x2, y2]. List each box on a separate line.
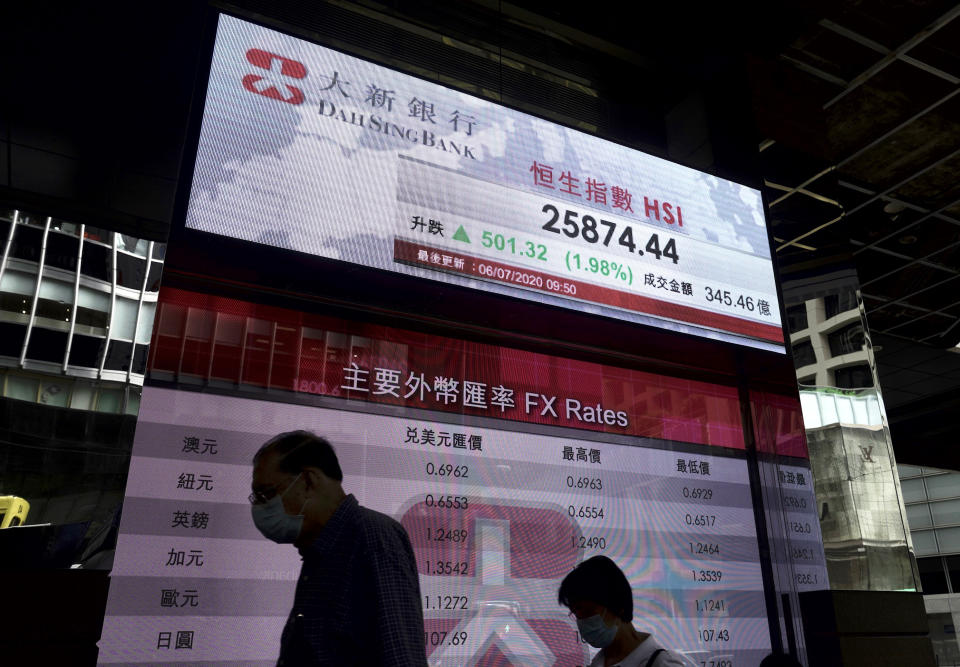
[542, 205, 679, 263]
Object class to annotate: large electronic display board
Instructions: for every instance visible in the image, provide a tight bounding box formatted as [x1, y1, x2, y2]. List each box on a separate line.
[184, 14, 784, 352]
[97, 288, 825, 667]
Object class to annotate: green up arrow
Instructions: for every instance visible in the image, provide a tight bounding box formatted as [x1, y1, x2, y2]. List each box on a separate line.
[452, 225, 471, 243]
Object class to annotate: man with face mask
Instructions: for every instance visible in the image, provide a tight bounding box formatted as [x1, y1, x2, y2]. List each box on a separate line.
[559, 556, 687, 667]
[250, 430, 428, 666]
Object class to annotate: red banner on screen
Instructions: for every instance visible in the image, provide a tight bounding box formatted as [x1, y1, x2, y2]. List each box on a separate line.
[395, 239, 785, 344]
[149, 287, 747, 450]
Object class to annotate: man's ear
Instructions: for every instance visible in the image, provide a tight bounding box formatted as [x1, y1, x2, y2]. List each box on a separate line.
[301, 467, 326, 491]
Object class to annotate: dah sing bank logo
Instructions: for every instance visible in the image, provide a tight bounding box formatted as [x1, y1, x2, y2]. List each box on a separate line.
[241, 48, 307, 105]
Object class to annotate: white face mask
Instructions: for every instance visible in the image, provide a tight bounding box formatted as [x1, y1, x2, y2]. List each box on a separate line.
[576, 610, 619, 649]
[251, 473, 304, 543]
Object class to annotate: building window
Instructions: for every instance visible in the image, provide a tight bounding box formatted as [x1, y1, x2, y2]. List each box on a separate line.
[38, 379, 71, 407]
[907, 503, 934, 529]
[5, 374, 40, 401]
[104, 340, 134, 372]
[785, 304, 808, 332]
[131, 345, 148, 375]
[828, 323, 865, 356]
[10, 225, 43, 262]
[923, 473, 960, 501]
[49, 219, 81, 236]
[146, 261, 164, 292]
[111, 297, 139, 340]
[0, 323, 27, 356]
[937, 526, 960, 552]
[81, 241, 111, 281]
[75, 306, 109, 329]
[18, 212, 46, 228]
[791, 341, 816, 368]
[946, 556, 960, 593]
[45, 233, 80, 271]
[932, 499, 960, 527]
[918, 556, 949, 594]
[825, 292, 858, 319]
[834, 364, 872, 389]
[117, 235, 149, 257]
[82, 226, 113, 245]
[116, 253, 146, 290]
[34, 298, 72, 323]
[136, 302, 156, 345]
[25, 328, 68, 363]
[126, 388, 141, 415]
[0, 292, 32, 315]
[95, 387, 123, 413]
[68, 334, 105, 368]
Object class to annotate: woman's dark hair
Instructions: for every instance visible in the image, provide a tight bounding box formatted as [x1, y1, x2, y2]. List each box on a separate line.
[758, 652, 802, 667]
[558, 555, 633, 621]
[253, 430, 343, 481]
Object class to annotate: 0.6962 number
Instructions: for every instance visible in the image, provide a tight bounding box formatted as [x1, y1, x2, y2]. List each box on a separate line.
[425, 462, 469, 478]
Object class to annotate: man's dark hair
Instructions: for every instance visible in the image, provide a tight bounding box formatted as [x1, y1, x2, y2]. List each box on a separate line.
[558, 555, 633, 622]
[253, 430, 343, 481]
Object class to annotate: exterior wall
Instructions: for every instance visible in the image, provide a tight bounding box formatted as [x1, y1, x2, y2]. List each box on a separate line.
[898, 464, 960, 665]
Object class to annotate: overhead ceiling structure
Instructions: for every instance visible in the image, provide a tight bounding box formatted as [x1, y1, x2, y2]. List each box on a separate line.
[760, 2, 960, 344]
[749, 0, 960, 465]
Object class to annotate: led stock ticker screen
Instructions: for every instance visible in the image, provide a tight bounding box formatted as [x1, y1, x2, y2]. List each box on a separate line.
[184, 14, 785, 352]
[96, 289, 828, 667]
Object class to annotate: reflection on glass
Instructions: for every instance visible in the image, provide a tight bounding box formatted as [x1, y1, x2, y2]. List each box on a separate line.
[931, 499, 960, 527]
[786, 285, 916, 591]
[923, 473, 960, 501]
[0, 209, 161, 572]
[83, 225, 113, 244]
[50, 219, 81, 236]
[118, 235, 145, 256]
[906, 503, 933, 530]
[6, 375, 40, 401]
[38, 380, 71, 407]
[96, 387, 123, 413]
[18, 212, 47, 227]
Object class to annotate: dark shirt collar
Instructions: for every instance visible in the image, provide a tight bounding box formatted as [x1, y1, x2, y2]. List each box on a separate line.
[299, 493, 359, 559]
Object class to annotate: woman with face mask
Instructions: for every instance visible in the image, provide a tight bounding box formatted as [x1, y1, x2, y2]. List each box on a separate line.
[559, 556, 689, 667]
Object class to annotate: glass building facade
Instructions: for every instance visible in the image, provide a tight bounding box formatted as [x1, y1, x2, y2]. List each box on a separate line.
[0, 208, 163, 561]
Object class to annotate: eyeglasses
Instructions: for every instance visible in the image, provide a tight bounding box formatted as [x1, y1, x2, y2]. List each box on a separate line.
[249, 472, 301, 505]
[248, 486, 279, 505]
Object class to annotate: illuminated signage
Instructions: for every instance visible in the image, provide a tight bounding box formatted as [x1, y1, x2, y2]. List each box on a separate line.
[96, 288, 827, 666]
[185, 15, 784, 351]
